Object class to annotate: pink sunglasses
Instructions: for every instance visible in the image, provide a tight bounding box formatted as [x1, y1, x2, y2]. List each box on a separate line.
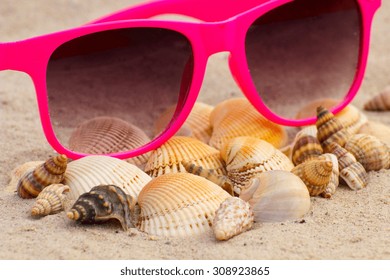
[0, 0, 381, 160]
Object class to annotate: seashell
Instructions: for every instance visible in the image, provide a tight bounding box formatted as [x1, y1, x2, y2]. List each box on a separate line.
[68, 116, 151, 168]
[328, 143, 368, 191]
[17, 155, 68, 199]
[209, 98, 288, 150]
[316, 106, 352, 152]
[134, 173, 231, 237]
[358, 121, 390, 147]
[344, 134, 390, 171]
[291, 158, 333, 197]
[7, 161, 44, 193]
[318, 153, 339, 198]
[291, 125, 323, 165]
[213, 197, 254, 241]
[67, 184, 134, 231]
[64, 155, 151, 200]
[31, 184, 70, 217]
[221, 137, 294, 195]
[239, 170, 311, 223]
[363, 87, 390, 111]
[144, 136, 226, 178]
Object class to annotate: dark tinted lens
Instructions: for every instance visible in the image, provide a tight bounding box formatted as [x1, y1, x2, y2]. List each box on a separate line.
[245, 0, 361, 120]
[47, 28, 193, 155]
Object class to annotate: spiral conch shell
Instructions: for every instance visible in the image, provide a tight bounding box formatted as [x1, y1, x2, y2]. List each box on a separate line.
[221, 137, 294, 195]
[239, 170, 311, 223]
[344, 134, 390, 171]
[68, 116, 151, 168]
[144, 136, 226, 178]
[213, 197, 254, 241]
[7, 161, 44, 193]
[64, 156, 151, 200]
[364, 87, 390, 111]
[31, 184, 70, 217]
[209, 98, 288, 150]
[134, 173, 231, 237]
[67, 185, 134, 231]
[291, 126, 323, 166]
[318, 154, 339, 198]
[17, 155, 68, 199]
[358, 121, 390, 147]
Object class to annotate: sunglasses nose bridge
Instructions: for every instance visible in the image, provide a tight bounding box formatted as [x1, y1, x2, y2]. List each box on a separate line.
[200, 21, 236, 56]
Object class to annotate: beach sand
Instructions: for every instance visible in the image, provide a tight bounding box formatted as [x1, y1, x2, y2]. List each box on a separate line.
[0, 0, 389, 259]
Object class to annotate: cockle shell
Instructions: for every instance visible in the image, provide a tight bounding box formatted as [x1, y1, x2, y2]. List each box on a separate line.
[64, 156, 151, 200]
[291, 125, 323, 165]
[221, 137, 294, 195]
[68, 116, 151, 168]
[316, 106, 351, 152]
[358, 121, 390, 147]
[364, 87, 390, 111]
[209, 98, 288, 150]
[134, 173, 231, 237]
[239, 170, 311, 223]
[17, 155, 68, 199]
[144, 136, 226, 178]
[31, 184, 70, 217]
[67, 184, 134, 231]
[318, 154, 339, 198]
[291, 158, 333, 197]
[344, 134, 390, 171]
[7, 161, 44, 193]
[213, 197, 254, 241]
[328, 143, 368, 191]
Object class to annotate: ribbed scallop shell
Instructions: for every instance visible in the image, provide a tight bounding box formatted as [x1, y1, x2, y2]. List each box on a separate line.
[209, 98, 288, 150]
[316, 106, 351, 152]
[291, 158, 333, 196]
[291, 126, 323, 165]
[344, 134, 390, 171]
[67, 184, 134, 231]
[239, 170, 311, 223]
[17, 155, 68, 199]
[358, 121, 390, 147]
[318, 154, 339, 199]
[7, 161, 44, 193]
[213, 197, 254, 241]
[135, 173, 231, 237]
[31, 184, 70, 217]
[221, 137, 294, 195]
[64, 156, 151, 200]
[144, 136, 226, 178]
[68, 116, 151, 168]
[364, 87, 390, 111]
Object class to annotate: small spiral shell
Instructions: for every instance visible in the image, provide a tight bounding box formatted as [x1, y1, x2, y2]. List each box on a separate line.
[17, 155, 68, 199]
[31, 184, 70, 217]
[363, 88, 390, 111]
[291, 126, 323, 166]
[318, 154, 339, 199]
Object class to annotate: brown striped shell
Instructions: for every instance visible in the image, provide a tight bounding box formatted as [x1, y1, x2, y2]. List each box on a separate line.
[67, 184, 134, 231]
[134, 173, 231, 237]
[213, 197, 254, 241]
[64, 156, 151, 200]
[68, 116, 151, 168]
[209, 98, 288, 150]
[221, 137, 294, 195]
[239, 171, 311, 223]
[7, 161, 44, 193]
[344, 134, 390, 171]
[144, 136, 226, 178]
[17, 155, 68, 199]
[363, 87, 390, 111]
[318, 154, 339, 199]
[31, 184, 70, 217]
[291, 125, 323, 165]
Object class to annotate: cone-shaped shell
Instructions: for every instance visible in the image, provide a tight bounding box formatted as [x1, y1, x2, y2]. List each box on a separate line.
[291, 158, 333, 196]
[209, 98, 288, 150]
[358, 121, 390, 147]
[68, 116, 151, 168]
[144, 136, 226, 178]
[291, 126, 323, 165]
[7, 161, 44, 193]
[31, 184, 70, 217]
[17, 155, 68, 199]
[64, 156, 151, 200]
[67, 184, 134, 231]
[135, 173, 231, 237]
[213, 197, 254, 241]
[364, 87, 390, 111]
[221, 137, 294, 195]
[318, 154, 339, 199]
[239, 171, 311, 223]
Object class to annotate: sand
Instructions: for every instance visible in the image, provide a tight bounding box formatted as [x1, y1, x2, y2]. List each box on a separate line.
[0, 0, 389, 260]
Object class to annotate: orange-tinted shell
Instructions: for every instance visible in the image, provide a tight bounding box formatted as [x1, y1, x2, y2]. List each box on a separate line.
[358, 121, 390, 147]
[291, 126, 323, 165]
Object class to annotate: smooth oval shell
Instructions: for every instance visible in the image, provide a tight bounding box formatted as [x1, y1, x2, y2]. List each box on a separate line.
[239, 171, 311, 223]
[144, 136, 226, 178]
[64, 156, 151, 200]
[291, 125, 323, 165]
[136, 173, 231, 237]
[364, 87, 390, 111]
[213, 197, 254, 241]
[209, 98, 288, 150]
[31, 184, 70, 217]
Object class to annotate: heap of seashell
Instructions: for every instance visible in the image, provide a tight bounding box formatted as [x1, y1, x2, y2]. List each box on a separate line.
[9, 96, 390, 241]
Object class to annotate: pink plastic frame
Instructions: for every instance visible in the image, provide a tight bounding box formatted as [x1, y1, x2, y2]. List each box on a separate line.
[0, 0, 381, 159]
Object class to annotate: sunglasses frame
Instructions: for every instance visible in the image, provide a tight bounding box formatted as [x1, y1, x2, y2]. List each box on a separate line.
[0, 0, 381, 159]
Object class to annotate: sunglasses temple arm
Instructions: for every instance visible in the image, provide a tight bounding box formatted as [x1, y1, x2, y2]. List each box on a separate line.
[0, 43, 12, 71]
